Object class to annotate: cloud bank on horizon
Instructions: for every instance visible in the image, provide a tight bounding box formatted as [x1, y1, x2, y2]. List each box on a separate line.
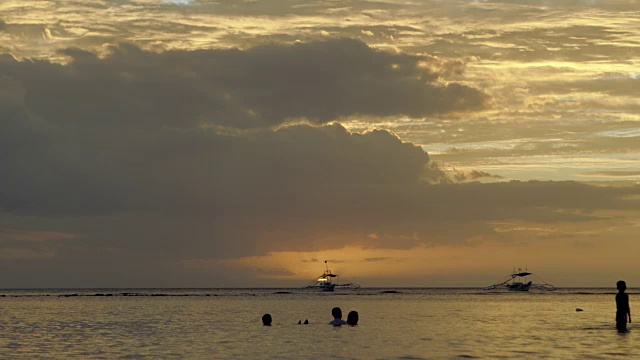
[1, 0, 639, 287]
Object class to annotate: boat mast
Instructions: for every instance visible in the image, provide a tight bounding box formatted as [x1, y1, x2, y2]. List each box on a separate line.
[324, 260, 331, 285]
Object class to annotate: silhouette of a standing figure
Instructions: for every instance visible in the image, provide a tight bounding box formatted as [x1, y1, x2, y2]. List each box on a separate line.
[347, 311, 359, 326]
[262, 313, 272, 326]
[616, 280, 631, 332]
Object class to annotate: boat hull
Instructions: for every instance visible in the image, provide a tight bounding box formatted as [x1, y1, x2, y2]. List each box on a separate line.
[507, 281, 532, 291]
[306, 283, 335, 292]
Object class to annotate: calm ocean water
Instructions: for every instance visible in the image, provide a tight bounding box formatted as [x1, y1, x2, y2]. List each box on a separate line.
[0, 288, 636, 359]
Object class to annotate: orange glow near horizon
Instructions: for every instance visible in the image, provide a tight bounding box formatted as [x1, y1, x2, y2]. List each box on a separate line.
[184, 217, 640, 287]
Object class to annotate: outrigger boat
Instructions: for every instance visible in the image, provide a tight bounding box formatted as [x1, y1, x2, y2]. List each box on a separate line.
[303, 260, 360, 291]
[484, 267, 556, 292]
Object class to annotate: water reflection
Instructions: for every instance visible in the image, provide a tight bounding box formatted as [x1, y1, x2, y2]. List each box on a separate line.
[0, 289, 637, 358]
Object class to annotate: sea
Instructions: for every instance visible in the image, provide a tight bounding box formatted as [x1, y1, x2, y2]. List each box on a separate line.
[0, 288, 636, 359]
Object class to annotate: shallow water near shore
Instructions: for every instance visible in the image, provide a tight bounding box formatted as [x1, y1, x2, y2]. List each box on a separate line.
[0, 288, 636, 359]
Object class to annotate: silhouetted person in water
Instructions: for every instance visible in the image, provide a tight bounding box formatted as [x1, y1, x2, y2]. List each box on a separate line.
[262, 313, 272, 326]
[616, 280, 631, 332]
[347, 311, 359, 326]
[329, 307, 347, 326]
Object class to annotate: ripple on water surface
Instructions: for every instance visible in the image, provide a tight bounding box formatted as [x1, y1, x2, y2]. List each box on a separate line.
[0, 288, 638, 359]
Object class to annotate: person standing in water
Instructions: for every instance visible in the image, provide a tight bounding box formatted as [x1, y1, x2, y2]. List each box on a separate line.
[616, 280, 631, 332]
[328, 307, 348, 326]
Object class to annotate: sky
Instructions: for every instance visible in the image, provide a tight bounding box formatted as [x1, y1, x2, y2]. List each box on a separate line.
[1, 0, 639, 288]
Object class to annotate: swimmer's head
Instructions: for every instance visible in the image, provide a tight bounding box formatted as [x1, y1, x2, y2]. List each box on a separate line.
[262, 313, 272, 325]
[331, 307, 342, 319]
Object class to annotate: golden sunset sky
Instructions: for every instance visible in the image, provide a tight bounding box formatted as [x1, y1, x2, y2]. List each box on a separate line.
[1, 0, 639, 287]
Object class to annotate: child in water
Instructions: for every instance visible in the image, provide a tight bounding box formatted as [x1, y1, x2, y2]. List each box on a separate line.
[616, 280, 631, 332]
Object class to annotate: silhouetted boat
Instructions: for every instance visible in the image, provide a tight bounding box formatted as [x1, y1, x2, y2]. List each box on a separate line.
[303, 260, 360, 291]
[484, 267, 556, 292]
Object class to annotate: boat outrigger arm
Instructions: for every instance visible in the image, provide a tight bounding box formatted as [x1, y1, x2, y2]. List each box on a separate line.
[483, 269, 556, 291]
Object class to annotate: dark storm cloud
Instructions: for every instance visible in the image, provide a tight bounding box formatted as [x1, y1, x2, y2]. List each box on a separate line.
[0, 72, 132, 215]
[2, 128, 639, 287]
[1, 40, 449, 217]
[4, 123, 639, 272]
[2, 35, 640, 286]
[1, 39, 487, 130]
[3, 69, 638, 272]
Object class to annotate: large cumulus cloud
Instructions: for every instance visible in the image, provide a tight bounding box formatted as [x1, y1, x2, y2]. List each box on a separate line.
[0, 38, 487, 216]
[1, 38, 640, 287]
[1, 38, 487, 130]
